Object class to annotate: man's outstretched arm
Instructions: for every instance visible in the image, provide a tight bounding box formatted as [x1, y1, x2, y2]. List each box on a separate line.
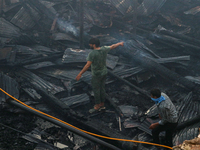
[75, 61, 92, 81]
[109, 42, 124, 50]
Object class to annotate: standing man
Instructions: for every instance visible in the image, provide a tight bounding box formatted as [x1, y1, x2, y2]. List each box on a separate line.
[149, 89, 178, 147]
[76, 38, 124, 113]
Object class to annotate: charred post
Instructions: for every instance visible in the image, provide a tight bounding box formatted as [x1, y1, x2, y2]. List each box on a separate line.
[79, 0, 84, 49]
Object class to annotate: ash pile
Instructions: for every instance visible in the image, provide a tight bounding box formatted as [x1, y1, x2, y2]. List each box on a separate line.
[1, 0, 200, 150]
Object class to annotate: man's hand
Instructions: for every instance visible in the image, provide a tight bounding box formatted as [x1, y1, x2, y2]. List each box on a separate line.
[119, 42, 124, 46]
[149, 122, 159, 129]
[75, 61, 92, 81]
[76, 74, 82, 81]
[110, 42, 124, 50]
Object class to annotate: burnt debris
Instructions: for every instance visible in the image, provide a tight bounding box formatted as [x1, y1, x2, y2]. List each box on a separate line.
[0, 0, 200, 150]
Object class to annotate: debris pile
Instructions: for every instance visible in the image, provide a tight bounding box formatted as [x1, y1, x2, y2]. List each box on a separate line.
[1, 0, 200, 149]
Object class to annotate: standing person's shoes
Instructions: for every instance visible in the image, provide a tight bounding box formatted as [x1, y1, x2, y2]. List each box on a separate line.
[89, 103, 106, 113]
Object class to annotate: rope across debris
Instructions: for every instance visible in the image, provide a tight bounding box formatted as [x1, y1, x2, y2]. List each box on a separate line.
[0, 88, 172, 150]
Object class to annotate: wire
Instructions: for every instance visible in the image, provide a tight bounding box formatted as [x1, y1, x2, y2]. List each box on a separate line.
[0, 88, 172, 149]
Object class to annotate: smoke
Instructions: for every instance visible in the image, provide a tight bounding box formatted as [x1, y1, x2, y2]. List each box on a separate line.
[57, 18, 78, 37]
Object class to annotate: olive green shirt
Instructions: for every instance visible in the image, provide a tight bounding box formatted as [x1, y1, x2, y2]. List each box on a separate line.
[86, 46, 110, 76]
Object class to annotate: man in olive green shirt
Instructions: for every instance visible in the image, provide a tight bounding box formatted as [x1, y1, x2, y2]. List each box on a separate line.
[76, 38, 124, 113]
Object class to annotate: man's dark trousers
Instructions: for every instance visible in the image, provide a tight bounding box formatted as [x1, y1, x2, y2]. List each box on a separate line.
[152, 122, 178, 147]
[91, 74, 107, 104]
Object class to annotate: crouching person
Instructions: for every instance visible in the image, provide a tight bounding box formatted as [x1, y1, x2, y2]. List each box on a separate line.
[149, 89, 178, 147]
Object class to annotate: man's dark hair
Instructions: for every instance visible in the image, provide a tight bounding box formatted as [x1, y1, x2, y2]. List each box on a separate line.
[89, 38, 100, 47]
[150, 89, 161, 98]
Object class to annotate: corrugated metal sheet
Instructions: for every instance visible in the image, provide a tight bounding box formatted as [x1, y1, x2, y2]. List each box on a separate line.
[10, 4, 41, 30]
[0, 18, 21, 38]
[62, 48, 119, 69]
[52, 33, 79, 43]
[123, 118, 139, 128]
[145, 104, 158, 118]
[31, 45, 59, 54]
[185, 76, 200, 84]
[37, 68, 91, 85]
[0, 73, 19, 102]
[138, 118, 154, 135]
[84, 8, 112, 28]
[177, 92, 193, 123]
[111, 0, 166, 16]
[15, 45, 40, 60]
[60, 93, 90, 108]
[15, 45, 58, 62]
[160, 13, 182, 26]
[173, 122, 200, 146]
[15, 69, 65, 95]
[137, 132, 157, 150]
[110, 0, 135, 15]
[10, 0, 20, 4]
[39, 0, 57, 15]
[119, 105, 138, 118]
[137, 0, 166, 16]
[24, 61, 56, 70]
[113, 66, 144, 78]
[23, 88, 42, 100]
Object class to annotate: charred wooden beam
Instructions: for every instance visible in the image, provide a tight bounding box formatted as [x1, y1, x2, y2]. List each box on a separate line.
[159, 30, 200, 46]
[50, 17, 57, 32]
[0, 0, 3, 15]
[153, 38, 182, 50]
[0, 122, 58, 149]
[6, 98, 122, 150]
[68, 114, 137, 150]
[105, 93, 124, 118]
[151, 33, 200, 51]
[155, 56, 190, 64]
[79, 0, 84, 49]
[132, 0, 137, 35]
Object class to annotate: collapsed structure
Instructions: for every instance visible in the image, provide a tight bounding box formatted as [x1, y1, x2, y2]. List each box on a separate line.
[1, 0, 200, 149]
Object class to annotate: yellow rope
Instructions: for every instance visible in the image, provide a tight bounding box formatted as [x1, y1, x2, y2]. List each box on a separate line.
[0, 88, 172, 149]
